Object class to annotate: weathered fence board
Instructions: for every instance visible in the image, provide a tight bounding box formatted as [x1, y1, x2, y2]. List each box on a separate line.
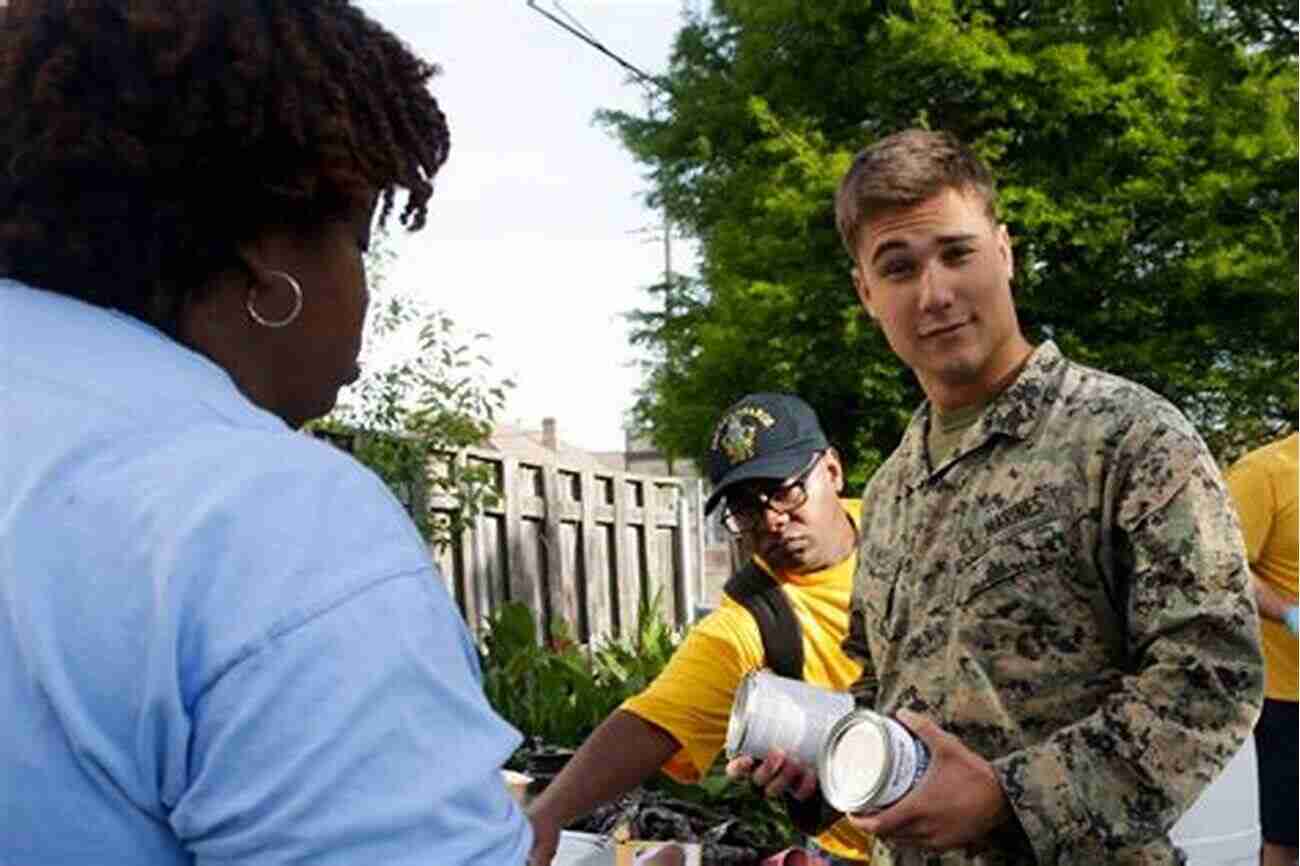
[434, 449, 704, 643]
[309, 429, 707, 643]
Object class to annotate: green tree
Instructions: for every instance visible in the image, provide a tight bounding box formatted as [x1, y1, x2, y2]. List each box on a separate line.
[611, 0, 1297, 484]
[309, 234, 513, 548]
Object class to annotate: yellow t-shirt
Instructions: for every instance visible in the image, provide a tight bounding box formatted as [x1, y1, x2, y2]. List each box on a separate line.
[621, 501, 870, 862]
[1226, 433, 1298, 700]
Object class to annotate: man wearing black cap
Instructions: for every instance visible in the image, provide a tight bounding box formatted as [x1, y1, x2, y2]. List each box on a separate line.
[528, 394, 873, 866]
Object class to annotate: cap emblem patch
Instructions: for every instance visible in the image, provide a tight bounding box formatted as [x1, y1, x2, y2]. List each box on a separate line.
[713, 406, 775, 464]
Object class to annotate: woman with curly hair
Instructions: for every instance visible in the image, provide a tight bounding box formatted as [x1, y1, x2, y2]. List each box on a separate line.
[0, 2, 533, 863]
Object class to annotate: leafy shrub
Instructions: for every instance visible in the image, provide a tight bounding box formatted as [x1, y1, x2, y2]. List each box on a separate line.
[479, 593, 799, 855]
[480, 592, 681, 750]
[646, 768, 795, 849]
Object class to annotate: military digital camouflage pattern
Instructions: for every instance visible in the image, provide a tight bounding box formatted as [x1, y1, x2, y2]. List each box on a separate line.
[844, 342, 1264, 866]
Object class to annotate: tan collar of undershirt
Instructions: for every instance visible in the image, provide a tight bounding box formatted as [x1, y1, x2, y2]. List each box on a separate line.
[927, 402, 984, 469]
[926, 349, 1034, 469]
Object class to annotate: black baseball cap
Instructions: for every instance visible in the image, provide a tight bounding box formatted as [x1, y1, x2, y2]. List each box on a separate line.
[703, 393, 830, 515]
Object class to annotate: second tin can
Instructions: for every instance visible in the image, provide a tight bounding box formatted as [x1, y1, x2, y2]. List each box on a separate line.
[725, 669, 855, 770]
[817, 708, 930, 814]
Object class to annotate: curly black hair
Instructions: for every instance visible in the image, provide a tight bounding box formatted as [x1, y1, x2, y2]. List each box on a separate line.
[0, 0, 450, 335]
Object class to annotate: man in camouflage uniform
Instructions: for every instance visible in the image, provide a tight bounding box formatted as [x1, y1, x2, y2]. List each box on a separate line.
[825, 130, 1263, 865]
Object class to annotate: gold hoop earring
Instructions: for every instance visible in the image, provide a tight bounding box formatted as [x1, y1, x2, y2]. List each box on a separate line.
[246, 270, 303, 328]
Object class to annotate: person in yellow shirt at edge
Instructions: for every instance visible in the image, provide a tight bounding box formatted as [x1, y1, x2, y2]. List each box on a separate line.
[1224, 432, 1298, 866]
[528, 393, 874, 865]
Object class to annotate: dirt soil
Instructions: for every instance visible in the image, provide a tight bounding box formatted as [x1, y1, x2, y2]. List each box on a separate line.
[568, 789, 778, 866]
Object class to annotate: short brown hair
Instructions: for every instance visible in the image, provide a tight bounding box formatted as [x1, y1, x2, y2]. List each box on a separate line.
[834, 129, 998, 259]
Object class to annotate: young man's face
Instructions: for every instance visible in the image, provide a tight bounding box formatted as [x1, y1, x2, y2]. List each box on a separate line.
[851, 187, 1029, 410]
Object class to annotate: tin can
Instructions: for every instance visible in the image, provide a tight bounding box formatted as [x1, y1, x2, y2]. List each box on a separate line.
[817, 709, 930, 814]
[725, 669, 855, 769]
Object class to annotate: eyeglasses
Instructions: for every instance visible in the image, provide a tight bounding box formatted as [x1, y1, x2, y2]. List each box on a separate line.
[721, 450, 825, 534]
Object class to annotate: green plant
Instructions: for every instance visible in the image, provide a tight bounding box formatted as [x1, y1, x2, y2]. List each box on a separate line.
[480, 595, 799, 852]
[480, 591, 683, 750]
[644, 765, 796, 853]
[480, 604, 601, 748]
[588, 590, 682, 698]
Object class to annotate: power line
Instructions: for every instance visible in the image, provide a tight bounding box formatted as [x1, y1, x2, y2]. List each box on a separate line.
[525, 0, 811, 165]
[525, 0, 671, 96]
[526, 2, 683, 291]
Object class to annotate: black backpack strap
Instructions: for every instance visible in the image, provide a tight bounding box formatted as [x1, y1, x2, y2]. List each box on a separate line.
[724, 561, 804, 681]
[727, 561, 844, 837]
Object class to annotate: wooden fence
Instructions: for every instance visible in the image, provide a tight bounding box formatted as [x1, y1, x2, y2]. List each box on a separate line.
[424, 449, 708, 644]
[307, 427, 713, 643]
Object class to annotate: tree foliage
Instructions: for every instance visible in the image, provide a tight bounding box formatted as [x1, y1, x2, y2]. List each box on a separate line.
[309, 234, 513, 548]
[610, 0, 1297, 484]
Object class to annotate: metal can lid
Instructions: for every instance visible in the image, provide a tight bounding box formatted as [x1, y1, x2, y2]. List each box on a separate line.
[818, 709, 893, 813]
[724, 669, 760, 758]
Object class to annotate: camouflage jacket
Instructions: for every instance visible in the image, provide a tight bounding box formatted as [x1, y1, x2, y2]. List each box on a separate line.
[845, 342, 1263, 866]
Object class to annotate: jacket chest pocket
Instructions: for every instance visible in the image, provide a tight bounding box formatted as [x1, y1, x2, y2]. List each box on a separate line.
[957, 516, 1070, 606]
[952, 517, 1102, 670]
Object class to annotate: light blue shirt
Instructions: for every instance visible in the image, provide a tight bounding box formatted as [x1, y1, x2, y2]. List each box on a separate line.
[0, 280, 532, 864]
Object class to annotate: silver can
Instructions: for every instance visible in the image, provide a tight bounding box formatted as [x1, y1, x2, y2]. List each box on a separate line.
[817, 709, 930, 814]
[724, 669, 854, 770]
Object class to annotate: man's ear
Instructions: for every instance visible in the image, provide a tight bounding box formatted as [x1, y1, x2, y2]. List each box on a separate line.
[823, 448, 845, 494]
[851, 266, 875, 319]
[997, 224, 1014, 283]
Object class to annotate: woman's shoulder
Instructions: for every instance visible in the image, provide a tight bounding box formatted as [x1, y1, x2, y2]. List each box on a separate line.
[155, 424, 394, 501]
[137, 424, 425, 570]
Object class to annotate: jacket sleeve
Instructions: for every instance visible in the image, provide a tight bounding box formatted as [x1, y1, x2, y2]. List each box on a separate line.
[990, 413, 1265, 864]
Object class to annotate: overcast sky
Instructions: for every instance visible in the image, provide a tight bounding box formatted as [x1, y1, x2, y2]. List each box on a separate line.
[352, 0, 700, 453]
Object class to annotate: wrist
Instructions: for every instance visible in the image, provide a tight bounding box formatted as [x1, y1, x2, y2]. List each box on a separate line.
[526, 789, 571, 827]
